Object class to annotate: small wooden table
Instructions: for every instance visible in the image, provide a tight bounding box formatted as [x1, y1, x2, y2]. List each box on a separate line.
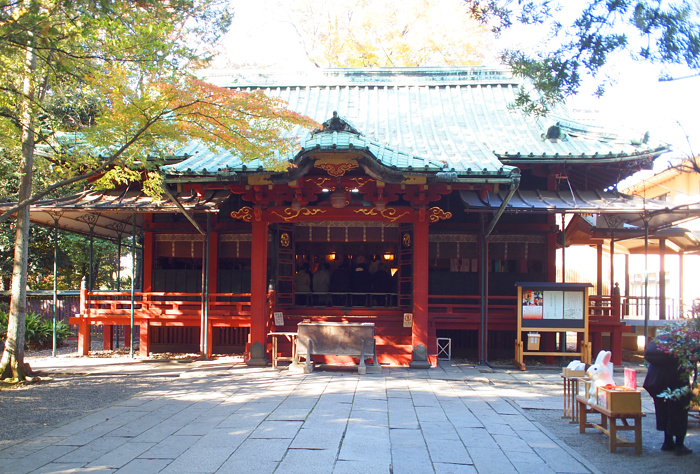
[576, 395, 644, 453]
[268, 332, 298, 369]
[561, 375, 583, 422]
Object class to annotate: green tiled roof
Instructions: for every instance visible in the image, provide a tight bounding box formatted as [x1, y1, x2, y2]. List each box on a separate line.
[163, 67, 668, 180]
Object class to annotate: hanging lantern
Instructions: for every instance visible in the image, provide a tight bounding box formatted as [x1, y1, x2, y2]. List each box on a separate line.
[330, 189, 347, 209]
[375, 195, 386, 211]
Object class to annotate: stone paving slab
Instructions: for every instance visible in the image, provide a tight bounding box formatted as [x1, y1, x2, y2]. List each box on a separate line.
[0, 360, 602, 474]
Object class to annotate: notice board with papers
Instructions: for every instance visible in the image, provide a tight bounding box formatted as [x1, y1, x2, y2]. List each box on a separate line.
[514, 282, 592, 369]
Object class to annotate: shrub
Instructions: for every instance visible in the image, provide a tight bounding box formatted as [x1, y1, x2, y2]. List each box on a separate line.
[0, 310, 72, 349]
[0, 310, 6, 342]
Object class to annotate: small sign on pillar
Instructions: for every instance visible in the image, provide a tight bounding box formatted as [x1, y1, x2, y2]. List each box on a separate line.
[403, 313, 413, 328]
[273, 312, 284, 326]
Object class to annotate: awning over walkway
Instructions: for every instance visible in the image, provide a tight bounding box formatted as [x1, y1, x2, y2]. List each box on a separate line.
[9, 187, 230, 241]
[460, 189, 700, 230]
[565, 214, 700, 254]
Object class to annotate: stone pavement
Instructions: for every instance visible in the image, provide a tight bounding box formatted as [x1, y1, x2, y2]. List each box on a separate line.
[0, 359, 618, 474]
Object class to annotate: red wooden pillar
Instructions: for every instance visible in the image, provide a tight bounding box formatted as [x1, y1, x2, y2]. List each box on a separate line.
[596, 243, 603, 295]
[208, 230, 219, 299]
[591, 330, 603, 358]
[411, 214, 431, 366]
[139, 322, 150, 356]
[207, 229, 218, 357]
[200, 225, 217, 359]
[139, 225, 154, 356]
[142, 228, 154, 292]
[546, 231, 557, 281]
[612, 284, 621, 320]
[103, 325, 113, 351]
[610, 328, 623, 365]
[247, 216, 269, 366]
[77, 279, 89, 356]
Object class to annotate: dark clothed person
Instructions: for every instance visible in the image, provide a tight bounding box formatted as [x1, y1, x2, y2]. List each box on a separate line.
[313, 263, 331, 306]
[294, 264, 311, 305]
[330, 262, 351, 306]
[371, 264, 393, 306]
[643, 340, 693, 455]
[350, 260, 370, 305]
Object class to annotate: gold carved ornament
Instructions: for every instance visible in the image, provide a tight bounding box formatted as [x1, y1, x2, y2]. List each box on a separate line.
[428, 207, 453, 223]
[230, 206, 254, 222]
[314, 161, 359, 177]
[270, 207, 327, 222]
[353, 207, 411, 223]
[280, 232, 290, 248]
[348, 177, 374, 190]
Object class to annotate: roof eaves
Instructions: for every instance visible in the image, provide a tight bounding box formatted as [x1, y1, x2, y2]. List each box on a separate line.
[497, 146, 670, 164]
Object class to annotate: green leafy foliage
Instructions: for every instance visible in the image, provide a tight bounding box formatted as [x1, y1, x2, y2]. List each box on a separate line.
[0, 220, 124, 292]
[0, 310, 72, 349]
[654, 318, 700, 407]
[1, 1, 316, 380]
[464, 1, 700, 115]
[0, 1, 316, 224]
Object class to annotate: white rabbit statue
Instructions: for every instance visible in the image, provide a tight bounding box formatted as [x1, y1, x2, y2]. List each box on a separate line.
[586, 350, 616, 404]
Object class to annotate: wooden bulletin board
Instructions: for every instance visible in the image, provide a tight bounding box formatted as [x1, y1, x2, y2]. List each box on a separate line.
[514, 282, 592, 370]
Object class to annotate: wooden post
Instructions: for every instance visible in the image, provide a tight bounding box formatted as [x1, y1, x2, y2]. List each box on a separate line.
[612, 283, 621, 320]
[596, 243, 603, 296]
[142, 229, 153, 292]
[411, 215, 430, 364]
[247, 216, 269, 366]
[659, 238, 666, 320]
[139, 322, 150, 356]
[77, 276, 89, 356]
[77, 322, 90, 356]
[207, 227, 218, 357]
[103, 325, 113, 351]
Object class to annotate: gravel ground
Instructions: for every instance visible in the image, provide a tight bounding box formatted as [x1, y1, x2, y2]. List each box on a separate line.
[0, 341, 188, 449]
[526, 406, 699, 473]
[2, 345, 698, 473]
[503, 379, 699, 474]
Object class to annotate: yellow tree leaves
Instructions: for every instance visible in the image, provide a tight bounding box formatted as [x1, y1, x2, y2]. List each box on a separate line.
[279, 0, 491, 68]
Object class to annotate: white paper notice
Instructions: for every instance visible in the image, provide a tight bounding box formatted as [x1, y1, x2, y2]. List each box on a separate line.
[564, 291, 584, 319]
[543, 291, 563, 319]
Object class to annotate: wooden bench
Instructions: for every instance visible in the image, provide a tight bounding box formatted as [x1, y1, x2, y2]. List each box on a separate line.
[576, 395, 645, 453]
[293, 322, 381, 375]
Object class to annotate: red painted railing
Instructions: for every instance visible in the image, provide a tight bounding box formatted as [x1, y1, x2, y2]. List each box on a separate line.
[78, 290, 252, 320]
[428, 293, 623, 325]
[428, 294, 518, 326]
[588, 293, 622, 320]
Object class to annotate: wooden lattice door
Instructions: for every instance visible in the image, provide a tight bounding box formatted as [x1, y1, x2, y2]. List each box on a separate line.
[398, 223, 413, 308]
[275, 224, 295, 307]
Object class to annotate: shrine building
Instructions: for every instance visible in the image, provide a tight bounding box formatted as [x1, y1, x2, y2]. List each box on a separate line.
[23, 67, 685, 367]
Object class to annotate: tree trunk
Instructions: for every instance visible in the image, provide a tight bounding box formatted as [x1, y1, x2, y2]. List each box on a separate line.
[0, 33, 37, 382]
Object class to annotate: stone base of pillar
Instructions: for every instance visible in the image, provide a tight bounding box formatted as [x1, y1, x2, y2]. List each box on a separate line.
[246, 341, 268, 367]
[409, 344, 431, 369]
